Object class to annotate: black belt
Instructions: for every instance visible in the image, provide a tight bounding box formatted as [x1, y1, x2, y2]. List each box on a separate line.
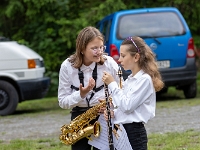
[71, 106, 92, 113]
[123, 122, 144, 128]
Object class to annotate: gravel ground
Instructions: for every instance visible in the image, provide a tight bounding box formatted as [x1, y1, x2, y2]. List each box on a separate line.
[1, 105, 200, 141]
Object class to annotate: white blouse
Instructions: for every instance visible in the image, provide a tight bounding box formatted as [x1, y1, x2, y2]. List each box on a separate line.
[58, 55, 120, 109]
[108, 70, 156, 124]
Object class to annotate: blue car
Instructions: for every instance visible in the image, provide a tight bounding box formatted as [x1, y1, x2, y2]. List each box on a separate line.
[97, 7, 197, 99]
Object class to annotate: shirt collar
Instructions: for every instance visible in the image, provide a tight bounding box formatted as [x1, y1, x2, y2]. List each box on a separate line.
[128, 69, 145, 79]
[80, 62, 96, 71]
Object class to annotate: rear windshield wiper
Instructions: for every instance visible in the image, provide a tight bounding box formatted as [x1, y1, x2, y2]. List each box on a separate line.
[140, 35, 161, 44]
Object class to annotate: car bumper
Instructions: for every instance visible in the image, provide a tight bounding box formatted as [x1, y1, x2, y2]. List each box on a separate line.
[17, 77, 51, 100]
[160, 58, 197, 87]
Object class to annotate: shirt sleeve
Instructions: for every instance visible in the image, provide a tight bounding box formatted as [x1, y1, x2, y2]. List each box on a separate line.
[106, 56, 124, 88]
[108, 76, 153, 114]
[58, 61, 84, 109]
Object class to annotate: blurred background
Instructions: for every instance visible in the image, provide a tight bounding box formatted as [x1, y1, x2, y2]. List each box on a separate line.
[0, 0, 200, 97]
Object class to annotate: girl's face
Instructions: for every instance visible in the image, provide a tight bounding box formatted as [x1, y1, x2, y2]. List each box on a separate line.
[118, 45, 139, 71]
[83, 37, 104, 66]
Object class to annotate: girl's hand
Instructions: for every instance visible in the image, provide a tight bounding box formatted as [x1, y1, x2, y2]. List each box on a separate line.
[98, 99, 114, 114]
[99, 107, 106, 114]
[98, 99, 106, 114]
[102, 71, 115, 85]
[104, 109, 114, 121]
[80, 78, 95, 98]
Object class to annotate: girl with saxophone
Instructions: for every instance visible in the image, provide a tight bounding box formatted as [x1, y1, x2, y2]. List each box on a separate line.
[58, 26, 120, 150]
[102, 36, 164, 150]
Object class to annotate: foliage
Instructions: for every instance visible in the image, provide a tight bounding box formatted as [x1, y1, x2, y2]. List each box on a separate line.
[0, 0, 200, 96]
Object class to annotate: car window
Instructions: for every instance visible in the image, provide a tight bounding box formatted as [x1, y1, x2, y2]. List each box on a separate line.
[102, 19, 112, 42]
[117, 12, 185, 39]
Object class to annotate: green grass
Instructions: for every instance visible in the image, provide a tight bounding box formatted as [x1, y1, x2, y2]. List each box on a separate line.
[0, 138, 71, 150]
[0, 130, 200, 150]
[148, 129, 200, 150]
[15, 97, 71, 116]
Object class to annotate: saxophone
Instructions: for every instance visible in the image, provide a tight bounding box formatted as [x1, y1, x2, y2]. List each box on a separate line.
[59, 67, 122, 146]
[59, 100, 107, 145]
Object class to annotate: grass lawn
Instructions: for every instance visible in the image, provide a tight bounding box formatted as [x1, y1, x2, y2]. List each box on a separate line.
[0, 129, 199, 150]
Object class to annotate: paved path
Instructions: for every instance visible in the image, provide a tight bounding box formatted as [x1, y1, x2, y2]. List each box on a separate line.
[1, 105, 200, 141]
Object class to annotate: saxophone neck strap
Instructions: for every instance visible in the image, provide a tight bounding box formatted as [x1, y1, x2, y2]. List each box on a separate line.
[78, 63, 97, 89]
[71, 63, 103, 107]
[78, 63, 97, 107]
[71, 84, 104, 93]
[78, 68, 84, 87]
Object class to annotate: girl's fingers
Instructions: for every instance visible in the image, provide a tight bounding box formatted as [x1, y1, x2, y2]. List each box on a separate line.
[103, 110, 114, 120]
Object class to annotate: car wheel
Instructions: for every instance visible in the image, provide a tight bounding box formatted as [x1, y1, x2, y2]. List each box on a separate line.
[0, 80, 19, 116]
[183, 81, 197, 99]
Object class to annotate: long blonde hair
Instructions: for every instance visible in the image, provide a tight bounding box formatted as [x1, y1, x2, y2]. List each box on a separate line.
[69, 26, 105, 68]
[122, 36, 164, 92]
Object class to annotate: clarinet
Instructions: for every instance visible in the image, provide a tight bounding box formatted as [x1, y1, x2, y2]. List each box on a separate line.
[117, 66, 123, 89]
[104, 83, 115, 150]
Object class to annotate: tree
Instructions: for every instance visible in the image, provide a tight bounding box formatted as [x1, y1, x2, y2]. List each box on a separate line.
[0, 0, 200, 96]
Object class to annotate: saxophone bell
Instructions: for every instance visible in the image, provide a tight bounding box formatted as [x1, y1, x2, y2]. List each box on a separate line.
[59, 121, 101, 145]
[59, 100, 106, 145]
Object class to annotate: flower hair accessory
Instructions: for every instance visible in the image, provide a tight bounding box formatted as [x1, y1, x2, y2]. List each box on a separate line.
[126, 37, 140, 52]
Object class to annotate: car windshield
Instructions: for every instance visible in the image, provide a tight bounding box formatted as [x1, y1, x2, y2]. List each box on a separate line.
[117, 12, 185, 39]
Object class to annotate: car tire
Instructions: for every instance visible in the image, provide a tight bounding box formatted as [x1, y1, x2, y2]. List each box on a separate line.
[0, 80, 19, 116]
[183, 81, 197, 99]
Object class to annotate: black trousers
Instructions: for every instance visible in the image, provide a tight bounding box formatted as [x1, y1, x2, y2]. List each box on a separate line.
[71, 108, 100, 150]
[123, 122, 148, 150]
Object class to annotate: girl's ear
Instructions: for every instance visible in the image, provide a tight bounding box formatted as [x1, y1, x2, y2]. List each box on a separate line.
[134, 53, 140, 62]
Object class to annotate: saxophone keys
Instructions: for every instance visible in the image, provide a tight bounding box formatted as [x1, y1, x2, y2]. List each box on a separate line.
[115, 124, 122, 132]
[112, 129, 120, 140]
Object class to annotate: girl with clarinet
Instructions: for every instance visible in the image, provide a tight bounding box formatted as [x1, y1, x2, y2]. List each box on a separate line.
[102, 36, 164, 150]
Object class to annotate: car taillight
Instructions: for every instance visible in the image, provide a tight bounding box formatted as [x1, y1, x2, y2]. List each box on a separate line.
[110, 44, 119, 63]
[187, 38, 195, 58]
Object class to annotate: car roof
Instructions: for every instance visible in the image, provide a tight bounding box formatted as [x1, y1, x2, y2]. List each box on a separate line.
[99, 7, 179, 22]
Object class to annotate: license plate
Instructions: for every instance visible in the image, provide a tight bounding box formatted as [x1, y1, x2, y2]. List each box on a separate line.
[157, 60, 170, 68]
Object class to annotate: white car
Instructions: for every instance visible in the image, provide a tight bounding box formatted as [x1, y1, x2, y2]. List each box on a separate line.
[0, 38, 50, 116]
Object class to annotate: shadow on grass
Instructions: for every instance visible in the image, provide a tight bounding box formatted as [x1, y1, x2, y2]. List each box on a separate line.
[14, 105, 66, 115]
[156, 86, 186, 101]
[156, 93, 183, 101]
[13, 108, 60, 115]
[12, 97, 67, 115]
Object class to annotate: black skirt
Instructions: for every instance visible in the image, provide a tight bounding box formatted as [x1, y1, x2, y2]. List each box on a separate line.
[123, 122, 148, 150]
